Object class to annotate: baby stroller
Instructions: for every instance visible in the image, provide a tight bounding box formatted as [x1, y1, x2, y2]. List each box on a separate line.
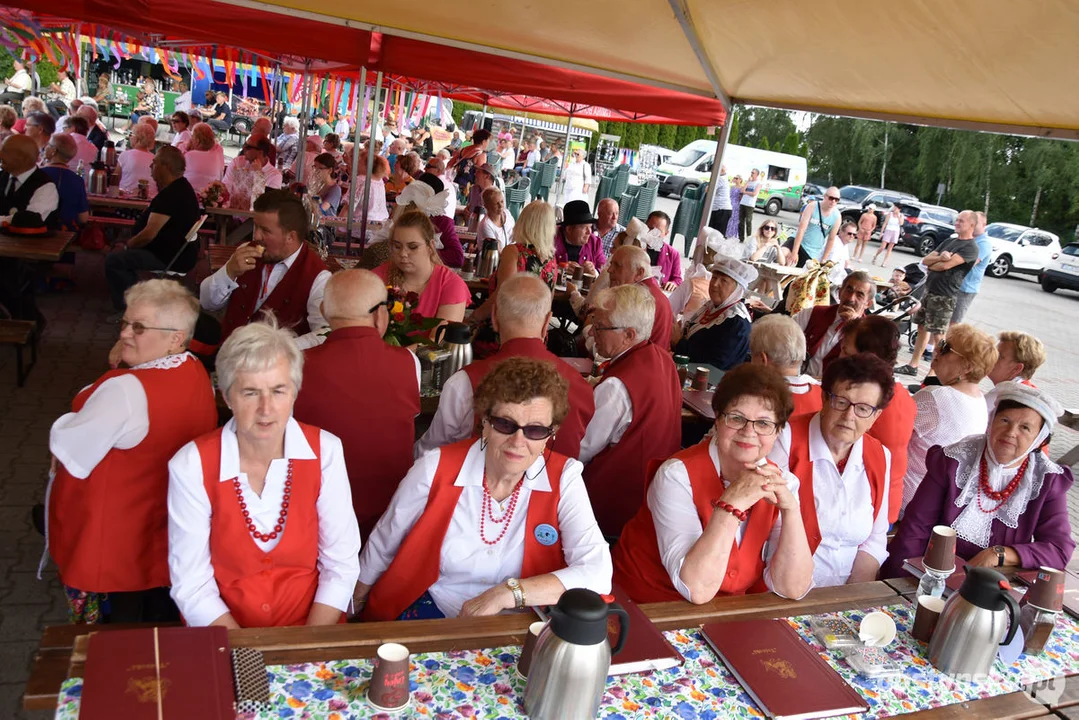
[870, 262, 926, 350]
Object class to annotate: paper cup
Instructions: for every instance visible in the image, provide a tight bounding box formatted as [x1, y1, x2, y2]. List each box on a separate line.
[572, 266, 585, 282]
[911, 596, 946, 642]
[859, 611, 897, 647]
[367, 642, 411, 712]
[582, 273, 595, 291]
[517, 621, 547, 678]
[691, 367, 710, 391]
[923, 526, 957, 573]
[1025, 567, 1066, 612]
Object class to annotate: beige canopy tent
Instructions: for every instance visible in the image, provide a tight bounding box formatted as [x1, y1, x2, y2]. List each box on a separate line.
[219, 0, 1079, 140]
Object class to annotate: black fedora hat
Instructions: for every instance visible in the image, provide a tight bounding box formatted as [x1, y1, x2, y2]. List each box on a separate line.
[561, 200, 594, 226]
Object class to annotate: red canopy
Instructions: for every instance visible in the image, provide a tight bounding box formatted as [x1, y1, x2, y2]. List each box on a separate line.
[3, 0, 725, 125]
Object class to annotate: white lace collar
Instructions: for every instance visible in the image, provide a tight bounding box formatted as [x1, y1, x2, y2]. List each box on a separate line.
[945, 435, 1062, 547]
[132, 351, 195, 371]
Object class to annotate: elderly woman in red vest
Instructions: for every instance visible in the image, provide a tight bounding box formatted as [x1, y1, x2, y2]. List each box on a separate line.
[613, 364, 814, 603]
[769, 353, 894, 586]
[839, 316, 917, 524]
[48, 279, 217, 624]
[167, 318, 360, 628]
[357, 357, 612, 621]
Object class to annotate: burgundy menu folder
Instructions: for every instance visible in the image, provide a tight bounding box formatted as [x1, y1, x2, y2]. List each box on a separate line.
[80, 626, 235, 719]
[701, 619, 868, 720]
[606, 585, 684, 675]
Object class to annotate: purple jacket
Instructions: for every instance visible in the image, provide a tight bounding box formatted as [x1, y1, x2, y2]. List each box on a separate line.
[554, 228, 606, 268]
[431, 214, 463, 268]
[880, 444, 1075, 578]
[652, 243, 683, 286]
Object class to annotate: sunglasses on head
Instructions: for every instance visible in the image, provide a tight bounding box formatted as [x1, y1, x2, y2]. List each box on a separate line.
[938, 340, 964, 358]
[487, 415, 555, 441]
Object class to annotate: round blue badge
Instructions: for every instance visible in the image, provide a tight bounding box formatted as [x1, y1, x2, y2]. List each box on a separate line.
[534, 523, 559, 546]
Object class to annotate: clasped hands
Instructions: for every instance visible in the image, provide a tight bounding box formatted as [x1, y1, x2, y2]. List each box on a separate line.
[720, 462, 798, 513]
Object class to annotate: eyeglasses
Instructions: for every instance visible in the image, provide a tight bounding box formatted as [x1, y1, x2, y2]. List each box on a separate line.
[120, 319, 180, 335]
[825, 392, 879, 419]
[367, 299, 391, 314]
[487, 415, 555, 441]
[825, 195, 842, 202]
[718, 412, 779, 436]
[762, 226, 777, 233]
[592, 325, 627, 333]
[938, 340, 964, 358]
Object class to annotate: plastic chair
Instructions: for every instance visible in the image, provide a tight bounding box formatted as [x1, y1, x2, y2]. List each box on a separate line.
[671, 183, 708, 256]
[507, 175, 532, 220]
[152, 216, 207, 279]
[634, 179, 660, 221]
[618, 186, 641, 227]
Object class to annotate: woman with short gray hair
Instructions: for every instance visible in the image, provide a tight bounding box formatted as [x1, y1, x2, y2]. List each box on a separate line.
[118, 122, 157, 195]
[167, 316, 361, 628]
[48, 279, 217, 624]
[749, 314, 821, 420]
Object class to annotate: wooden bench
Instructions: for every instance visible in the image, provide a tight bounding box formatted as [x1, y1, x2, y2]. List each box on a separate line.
[0, 319, 37, 386]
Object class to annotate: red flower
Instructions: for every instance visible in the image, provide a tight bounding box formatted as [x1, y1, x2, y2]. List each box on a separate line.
[405, 291, 420, 305]
[411, 312, 425, 322]
[393, 312, 406, 322]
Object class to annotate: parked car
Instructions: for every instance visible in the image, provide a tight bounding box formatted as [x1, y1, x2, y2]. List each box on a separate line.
[799, 183, 827, 211]
[836, 185, 919, 226]
[985, 222, 1061, 278]
[897, 202, 958, 255]
[1039, 243, 1079, 294]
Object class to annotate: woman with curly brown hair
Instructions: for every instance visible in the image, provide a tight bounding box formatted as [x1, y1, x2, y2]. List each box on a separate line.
[356, 357, 612, 620]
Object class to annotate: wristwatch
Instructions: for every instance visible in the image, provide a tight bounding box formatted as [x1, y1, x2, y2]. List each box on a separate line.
[993, 545, 1006, 567]
[505, 578, 526, 609]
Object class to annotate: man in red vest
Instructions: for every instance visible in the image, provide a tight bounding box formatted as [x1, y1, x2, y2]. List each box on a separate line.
[579, 284, 682, 537]
[293, 269, 420, 538]
[794, 270, 874, 378]
[199, 189, 330, 349]
[416, 274, 595, 458]
[607, 244, 674, 351]
[750, 314, 822, 421]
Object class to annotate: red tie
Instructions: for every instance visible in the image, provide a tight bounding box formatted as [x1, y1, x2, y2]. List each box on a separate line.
[258, 265, 273, 304]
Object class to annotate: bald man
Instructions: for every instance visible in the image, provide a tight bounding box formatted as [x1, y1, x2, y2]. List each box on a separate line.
[608, 245, 673, 350]
[0, 134, 58, 225]
[416, 273, 596, 458]
[788, 185, 842, 267]
[596, 197, 624, 258]
[293, 269, 421, 537]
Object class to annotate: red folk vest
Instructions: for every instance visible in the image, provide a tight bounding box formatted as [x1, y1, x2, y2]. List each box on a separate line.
[643, 277, 674, 351]
[220, 243, 327, 343]
[787, 415, 887, 555]
[790, 384, 824, 421]
[292, 326, 420, 538]
[463, 337, 596, 458]
[582, 341, 682, 537]
[612, 441, 780, 603]
[363, 439, 568, 622]
[49, 358, 217, 592]
[803, 305, 843, 372]
[866, 381, 917, 524]
[195, 423, 324, 628]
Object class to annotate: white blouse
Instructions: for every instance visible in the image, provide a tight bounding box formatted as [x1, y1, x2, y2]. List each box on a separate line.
[902, 386, 988, 512]
[167, 417, 361, 627]
[769, 414, 891, 587]
[359, 439, 612, 618]
[650, 437, 802, 601]
[117, 148, 157, 196]
[476, 211, 515, 251]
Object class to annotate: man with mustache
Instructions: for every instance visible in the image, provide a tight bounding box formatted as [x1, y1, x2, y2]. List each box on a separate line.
[792, 271, 875, 378]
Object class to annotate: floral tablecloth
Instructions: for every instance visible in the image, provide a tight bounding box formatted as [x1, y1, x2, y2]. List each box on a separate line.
[53, 602, 1079, 720]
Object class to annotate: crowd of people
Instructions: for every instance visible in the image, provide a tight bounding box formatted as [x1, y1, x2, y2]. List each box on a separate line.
[3, 69, 1069, 630]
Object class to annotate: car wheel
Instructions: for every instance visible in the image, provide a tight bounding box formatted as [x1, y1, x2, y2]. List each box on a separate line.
[917, 234, 937, 256]
[1041, 276, 1058, 293]
[988, 255, 1012, 278]
[765, 198, 782, 216]
[232, 117, 252, 135]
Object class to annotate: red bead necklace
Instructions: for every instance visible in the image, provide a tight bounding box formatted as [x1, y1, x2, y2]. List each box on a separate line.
[479, 473, 523, 546]
[234, 460, 293, 542]
[976, 453, 1031, 514]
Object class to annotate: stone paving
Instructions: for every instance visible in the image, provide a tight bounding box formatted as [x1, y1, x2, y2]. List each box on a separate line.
[2, 229, 1079, 718]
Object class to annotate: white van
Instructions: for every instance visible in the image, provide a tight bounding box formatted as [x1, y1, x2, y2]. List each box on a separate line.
[654, 140, 808, 214]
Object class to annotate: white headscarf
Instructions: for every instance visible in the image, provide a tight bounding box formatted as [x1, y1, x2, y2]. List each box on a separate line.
[396, 180, 451, 218]
[683, 256, 756, 338]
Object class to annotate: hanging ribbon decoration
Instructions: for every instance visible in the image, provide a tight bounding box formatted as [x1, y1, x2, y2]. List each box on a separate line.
[259, 64, 271, 105]
[359, 83, 370, 134]
[332, 78, 345, 117]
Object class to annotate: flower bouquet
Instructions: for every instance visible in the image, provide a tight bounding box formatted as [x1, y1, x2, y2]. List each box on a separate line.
[200, 181, 230, 209]
[383, 287, 441, 346]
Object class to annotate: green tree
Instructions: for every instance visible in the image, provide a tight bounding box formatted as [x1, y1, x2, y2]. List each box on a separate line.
[737, 107, 796, 148]
[781, 132, 802, 156]
[657, 123, 678, 149]
[758, 136, 770, 151]
[640, 123, 660, 147]
[622, 122, 644, 150]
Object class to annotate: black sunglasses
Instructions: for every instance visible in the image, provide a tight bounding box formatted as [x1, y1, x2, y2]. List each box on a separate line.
[938, 340, 964, 358]
[825, 195, 841, 201]
[487, 415, 555, 441]
[762, 226, 777, 232]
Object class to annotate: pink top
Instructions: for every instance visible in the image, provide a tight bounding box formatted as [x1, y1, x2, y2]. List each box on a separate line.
[373, 262, 471, 319]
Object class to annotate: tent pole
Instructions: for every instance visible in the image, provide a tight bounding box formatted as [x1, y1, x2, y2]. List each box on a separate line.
[554, 109, 574, 207]
[692, 118, 732, 263]
[359, 71, 384, 250]
[344, 66, 367, 253]
[296, 61, 311, 185]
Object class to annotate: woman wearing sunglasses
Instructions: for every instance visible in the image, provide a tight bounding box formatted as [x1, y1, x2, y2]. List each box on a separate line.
[900, 324, 997, 515]
[770, 353, 894, 587]
[613, 363, 814, 603]
[49, 280, 217, 624]
[357, 357, 612, 620]
[883, 383, 1074, 578]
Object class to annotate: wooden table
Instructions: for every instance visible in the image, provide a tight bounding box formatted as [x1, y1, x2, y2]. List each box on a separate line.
[87, 194, 150, 211]
[0, 231, 76, 262]
[22, 581, 1055, 718]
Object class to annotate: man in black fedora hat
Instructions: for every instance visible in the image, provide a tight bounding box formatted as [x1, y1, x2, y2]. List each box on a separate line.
[555, 199, 606, 273]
